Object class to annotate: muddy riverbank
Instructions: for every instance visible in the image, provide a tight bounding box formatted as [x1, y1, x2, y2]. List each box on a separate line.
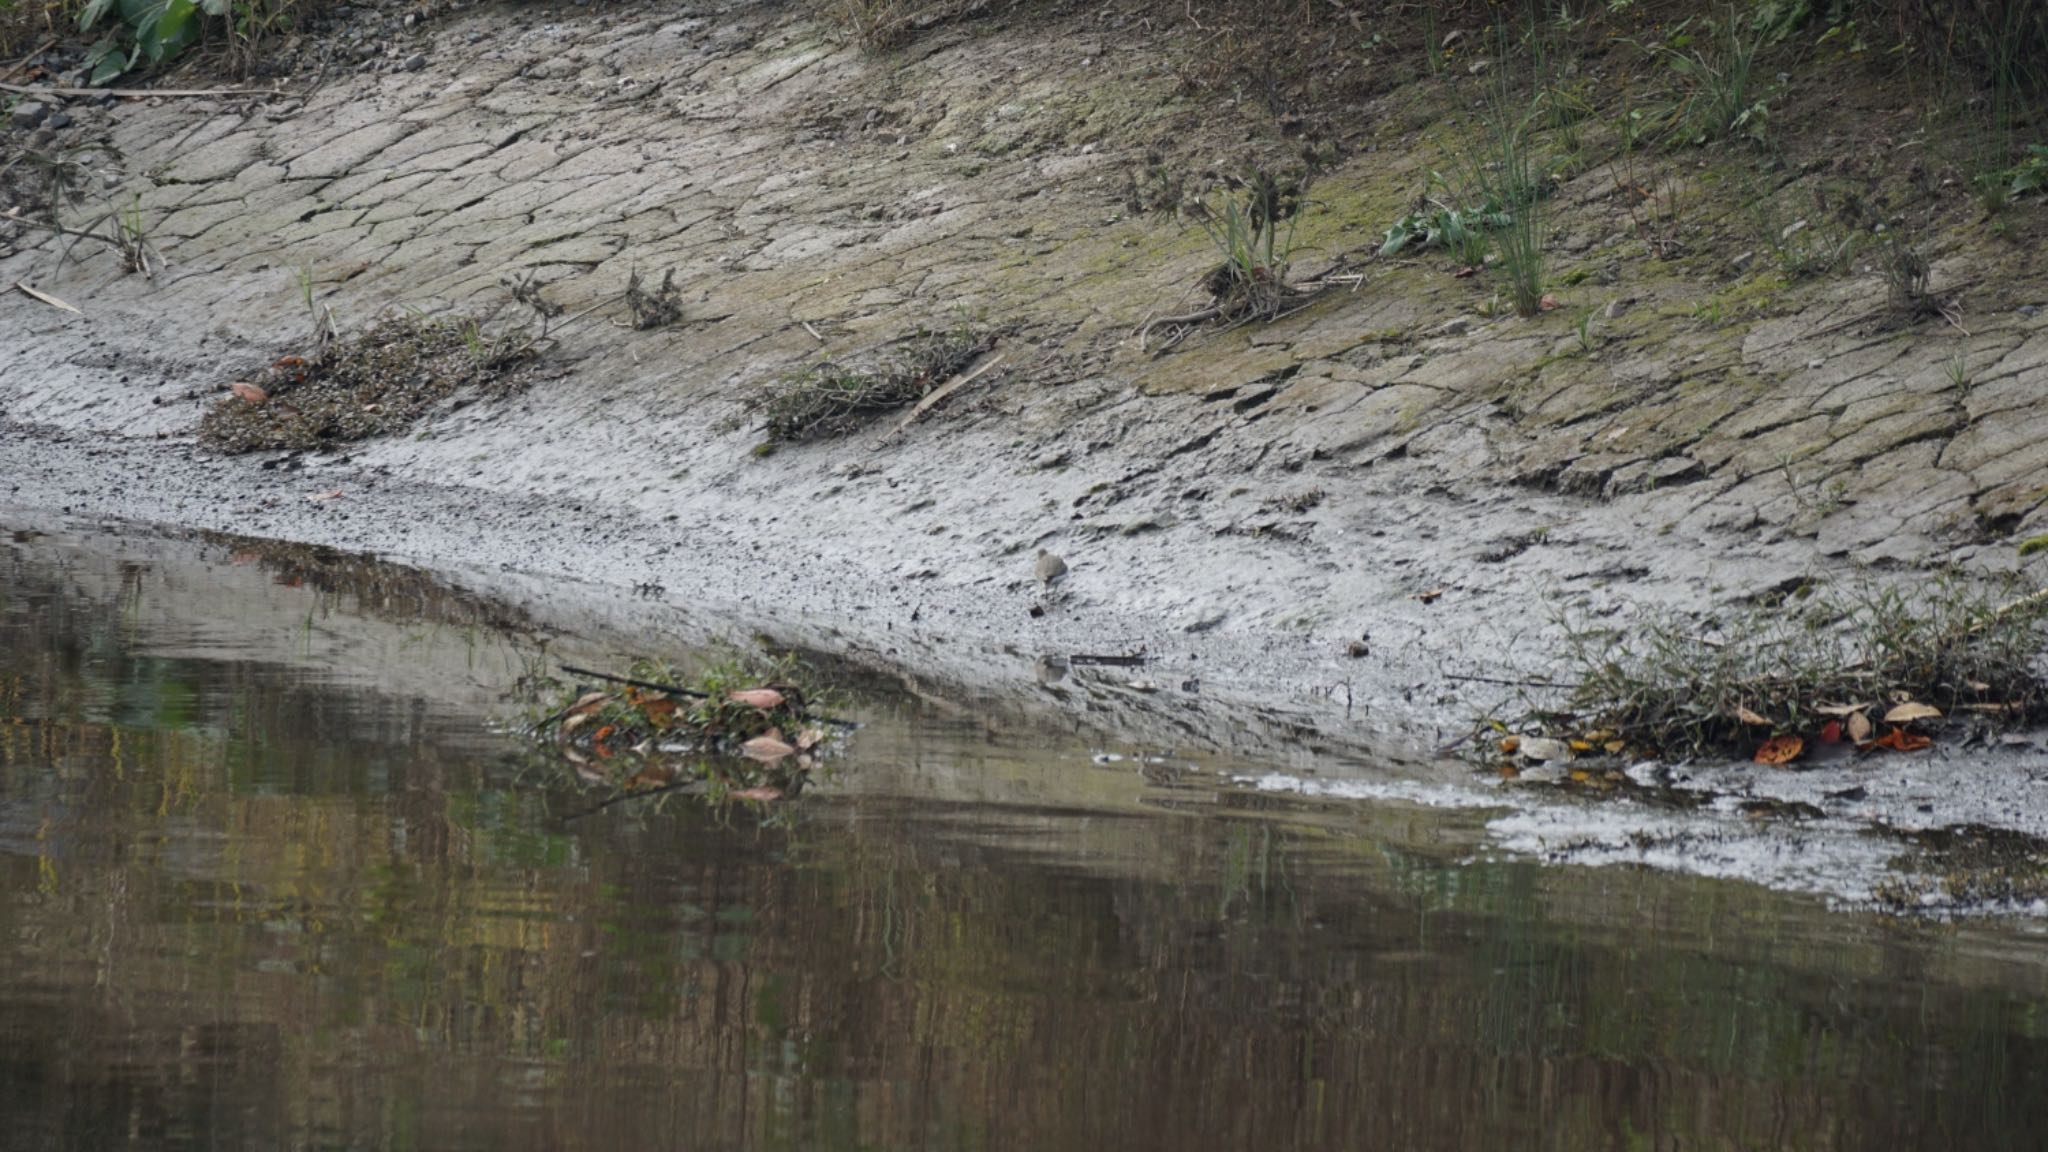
[5, 1, 2048, 901]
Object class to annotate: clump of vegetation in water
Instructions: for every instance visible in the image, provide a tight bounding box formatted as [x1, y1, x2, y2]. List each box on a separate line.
[529, 657, 848, 806]
[749, 323, 989, 443]
[1502, 576, 2048, 767]
[197, 313, 535, 454]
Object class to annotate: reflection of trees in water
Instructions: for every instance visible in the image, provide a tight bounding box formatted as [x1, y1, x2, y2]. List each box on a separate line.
[5, 565, 2048, 1149]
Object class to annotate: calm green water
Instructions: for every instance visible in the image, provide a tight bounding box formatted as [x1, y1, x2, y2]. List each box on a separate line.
[4, 522, 2048, 1151]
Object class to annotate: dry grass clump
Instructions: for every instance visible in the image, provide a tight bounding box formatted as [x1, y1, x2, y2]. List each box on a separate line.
[753, 325, 988, 443]
[1553, 576, 2048, 756]
[813, 0, 990, 47]
[198, 313, 532, 454]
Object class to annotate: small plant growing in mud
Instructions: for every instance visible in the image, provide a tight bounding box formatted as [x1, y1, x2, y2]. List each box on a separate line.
[745, 323, 990, 443]
[1523, 575, 2048, 763]
[527, 656, 850, 809]
[624, 267, 684, 330]
[1878, 236, 1937, 318]
[1139, 157, 1326, 349]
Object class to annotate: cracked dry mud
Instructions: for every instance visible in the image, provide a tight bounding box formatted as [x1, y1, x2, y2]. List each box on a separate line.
[5, 0, 2048, 905]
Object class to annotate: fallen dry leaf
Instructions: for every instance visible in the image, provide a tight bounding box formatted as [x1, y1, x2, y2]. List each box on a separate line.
[1538, 292, 1562, 312]
[1811, 703, 1864, 717]
[729, 687, 786, 711]
[1882, 701, 1943, 725]
[1499, 735, 1522, 755]
[1819, 720, 1843, 744]
[1847, 710, 1873, 743]
[1753, 735, 1804, 765]
[1732, 705, 1769, 726]
[1865, 727, 1933, 753]
[732, 785, 785, 803]
[567, 691, 610, 716]
[1412, 587, 1446, 605]
[230, 381, 267, 405]
[306, 489, 344, 502]
[795, 727, 825, 751]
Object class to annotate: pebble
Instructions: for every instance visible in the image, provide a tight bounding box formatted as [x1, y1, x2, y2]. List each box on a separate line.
[46, 111, 72, 130]
[404, 53, 427, 71]
[2021, 304, 2040, 318]
[9, 101, 49, 130]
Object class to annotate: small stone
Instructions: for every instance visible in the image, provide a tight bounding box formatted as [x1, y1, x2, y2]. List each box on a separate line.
[1807, 358, 1825, 370]
[404, 53, 426, 71]
[9, 101, 49, 130]
[2021, 304, 2040, 318]
[1436, 316, 1472, 337]
[1180, 609, 1227, 634]
[46, 111, 72, 130]
[1518, 737, 1572, 763]
[1602, 298, 1630, 320]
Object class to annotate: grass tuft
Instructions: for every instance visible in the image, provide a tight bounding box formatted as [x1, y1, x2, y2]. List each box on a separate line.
[752, 324, 989, 443]
[1551, 575, 2048, 756]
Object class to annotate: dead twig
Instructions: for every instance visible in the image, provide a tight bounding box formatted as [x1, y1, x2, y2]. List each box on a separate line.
[873, 351, 1003, 446]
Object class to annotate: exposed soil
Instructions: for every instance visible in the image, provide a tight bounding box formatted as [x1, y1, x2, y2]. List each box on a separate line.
[4, 0, 2048, 906]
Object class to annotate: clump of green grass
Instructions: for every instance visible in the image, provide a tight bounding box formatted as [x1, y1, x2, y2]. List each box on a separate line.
[1631, 7, 1772, 148]
[752, 324, 988, 442]
[1549, 576, 2048, 756]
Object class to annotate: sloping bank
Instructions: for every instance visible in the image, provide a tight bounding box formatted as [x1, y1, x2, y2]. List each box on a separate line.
[5, 0, 2048, 899]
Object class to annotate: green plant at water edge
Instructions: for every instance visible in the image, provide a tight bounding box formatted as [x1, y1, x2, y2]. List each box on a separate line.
[1551, 575, 2048, 756]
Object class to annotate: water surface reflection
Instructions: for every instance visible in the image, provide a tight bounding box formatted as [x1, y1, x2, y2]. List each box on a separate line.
[3, 522, 2046, 1151]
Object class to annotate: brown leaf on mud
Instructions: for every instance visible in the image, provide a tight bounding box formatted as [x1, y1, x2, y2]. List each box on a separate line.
[795, 727, 826, 751]
[742, 733, 797, 762]
[1864, 727, 1933, 753]
[1753, 735, 1804, 765]
[1811, 703, 1864, 717]
[306, 489, 344, 502]
[1732, 705, 1770, 726]
[729, 688, 786, 711]
[230, 381, 267, 405]
[567, 691, 610, 717]
[1847, 710, 1873, 743]
[1499, 735, 1522, 755]
[1882, 701, 1943, 725]
[1412, 587, 1445, 604]
[1538, 293, 1562, 312]
[733, 785, 785, 803]
[1819, 720, 1843, 744]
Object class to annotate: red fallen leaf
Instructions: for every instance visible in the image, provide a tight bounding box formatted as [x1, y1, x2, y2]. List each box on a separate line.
[229, 381, 267, 405]
[732, 786, 784, 803]
[1863, 727, 1933, 753]
[1753, 735, 1804, 765]
[742, 732, 796, 762]
[591, 724, 616, 758]
[1818, 720, 1843, 744]
[1538, 293, 1562, 312]
[729, 688, 786, 711]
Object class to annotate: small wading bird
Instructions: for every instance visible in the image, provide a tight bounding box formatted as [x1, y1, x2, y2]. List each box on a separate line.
[1035, 548, 1068, 594]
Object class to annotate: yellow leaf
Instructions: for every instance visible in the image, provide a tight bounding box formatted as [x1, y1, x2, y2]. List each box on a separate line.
[1883, 701, 1943, 725]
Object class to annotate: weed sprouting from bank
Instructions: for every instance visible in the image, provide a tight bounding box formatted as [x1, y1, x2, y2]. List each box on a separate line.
[750, 323, 990, 443]
[1543, 576, 2048, 760]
